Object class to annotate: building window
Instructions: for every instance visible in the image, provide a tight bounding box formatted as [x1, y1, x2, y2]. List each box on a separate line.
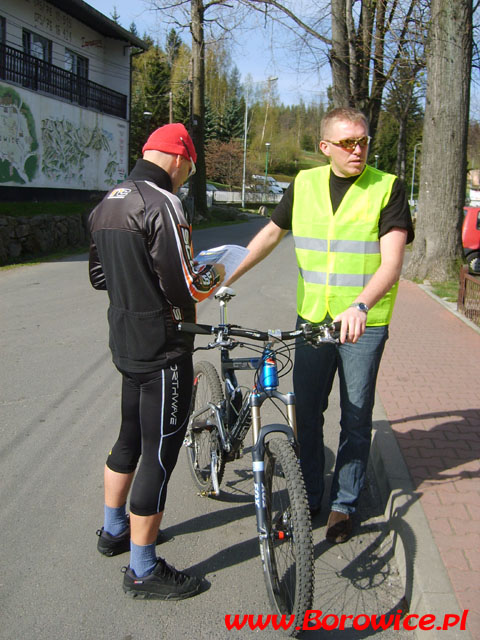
[65, 49, 89, 79]
[0, 16, 5, 45]
[23, 29, 52, 63]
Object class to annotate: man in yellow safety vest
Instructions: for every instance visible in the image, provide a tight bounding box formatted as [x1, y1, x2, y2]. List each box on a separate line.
[227, 107, 414, 543]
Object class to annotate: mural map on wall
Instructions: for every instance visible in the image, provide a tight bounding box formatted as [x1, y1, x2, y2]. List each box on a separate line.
[41, 118, 119, 187]
[0, 86, 39, 185]
[0, 85, 126, 190]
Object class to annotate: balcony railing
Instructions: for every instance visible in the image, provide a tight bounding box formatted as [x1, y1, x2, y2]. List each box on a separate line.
[0, 43, 127, 119]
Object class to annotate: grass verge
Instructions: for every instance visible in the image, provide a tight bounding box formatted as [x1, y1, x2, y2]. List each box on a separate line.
[1, 245, 90, 270]
[0, 201, 99, 218]
[430, 280, 459, 302]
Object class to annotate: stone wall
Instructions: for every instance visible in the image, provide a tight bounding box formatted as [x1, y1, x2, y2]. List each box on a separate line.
[0, 213, 90, 265]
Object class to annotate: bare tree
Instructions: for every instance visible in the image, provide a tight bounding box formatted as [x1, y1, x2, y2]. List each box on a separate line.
[149, 0, 247, 217]
[239, 0, 424, 142]
[405, 0, 473, 281]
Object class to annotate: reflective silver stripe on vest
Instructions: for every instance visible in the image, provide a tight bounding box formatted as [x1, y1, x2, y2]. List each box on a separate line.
[294, 237, 328, 251]
[299, 268, 373, 287]
[294, 236, 379, 254]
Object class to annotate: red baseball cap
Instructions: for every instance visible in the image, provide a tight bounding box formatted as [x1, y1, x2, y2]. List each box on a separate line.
[142, 123, 197, 163]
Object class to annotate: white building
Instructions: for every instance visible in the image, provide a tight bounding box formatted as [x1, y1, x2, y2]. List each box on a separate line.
[0, 0, 147, 196]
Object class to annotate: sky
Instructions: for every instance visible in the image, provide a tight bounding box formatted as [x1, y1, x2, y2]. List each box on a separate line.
[85, 0, 330, 107]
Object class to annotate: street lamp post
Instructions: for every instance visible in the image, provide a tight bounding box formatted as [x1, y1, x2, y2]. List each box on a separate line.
[264, 142, 271, 197]
[241, 76, 277, 208]
[241, 93, 249, 208]
[410, 142, 422, 206]
[375, 154, 379, 169]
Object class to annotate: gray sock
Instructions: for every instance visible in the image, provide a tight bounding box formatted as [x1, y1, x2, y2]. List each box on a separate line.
[130, 541, 157, 577]
[103, 504, 128, 536]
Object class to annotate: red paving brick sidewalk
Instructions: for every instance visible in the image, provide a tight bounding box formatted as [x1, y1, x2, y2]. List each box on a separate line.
[377, 279, 480, 638]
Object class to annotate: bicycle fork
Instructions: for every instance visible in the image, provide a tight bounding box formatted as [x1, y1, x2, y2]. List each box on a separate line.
[250, 391, 297, 544]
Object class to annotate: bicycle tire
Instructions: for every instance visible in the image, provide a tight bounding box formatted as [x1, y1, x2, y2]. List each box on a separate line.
[261, 437, 314, 633]
[185, 361, 226, 493]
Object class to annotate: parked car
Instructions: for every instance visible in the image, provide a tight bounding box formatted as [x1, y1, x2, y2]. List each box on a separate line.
[251, 175, 282, 189]
[177, 182, 217, 200]
[267, 183, 283, 194]
[462, 206, 480, 273]
[252, 183, 283, 194]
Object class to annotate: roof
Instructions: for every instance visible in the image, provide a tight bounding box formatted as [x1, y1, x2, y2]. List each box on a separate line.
[46, 0, 148, 50]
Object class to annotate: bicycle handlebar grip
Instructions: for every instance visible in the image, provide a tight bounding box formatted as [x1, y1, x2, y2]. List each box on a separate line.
[178, 322, 214, 335]
[228, 327, 269, 340]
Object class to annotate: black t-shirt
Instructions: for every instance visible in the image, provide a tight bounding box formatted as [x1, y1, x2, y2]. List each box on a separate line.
[271, 167, 414, 243]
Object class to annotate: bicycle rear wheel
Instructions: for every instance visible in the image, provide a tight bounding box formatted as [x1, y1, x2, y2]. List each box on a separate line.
[261, 437, 314, 632]
[185, 361, 226, 493]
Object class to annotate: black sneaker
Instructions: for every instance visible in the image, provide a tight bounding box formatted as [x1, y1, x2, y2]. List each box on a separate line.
[96, 515, 166, 557]
[96, 523, 130, 557]
[122, 558, 202, 600]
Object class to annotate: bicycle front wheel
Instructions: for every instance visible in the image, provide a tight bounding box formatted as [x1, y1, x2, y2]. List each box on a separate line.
[261, 437, 314, 630]
[185, 361, 226, 493]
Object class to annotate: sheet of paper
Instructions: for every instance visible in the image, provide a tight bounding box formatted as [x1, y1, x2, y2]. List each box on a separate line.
[195, 244, 249, 283]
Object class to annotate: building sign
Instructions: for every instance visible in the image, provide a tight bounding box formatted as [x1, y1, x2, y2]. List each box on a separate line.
[32, 0, 73, 42]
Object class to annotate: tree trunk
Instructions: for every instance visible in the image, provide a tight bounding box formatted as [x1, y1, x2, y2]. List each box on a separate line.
[365, 0, 387, 145]
[190, 0, 208, 216]
[405, 0, 472, 282]
[330, 0, 351, 107]
[395, 115, 407, 182]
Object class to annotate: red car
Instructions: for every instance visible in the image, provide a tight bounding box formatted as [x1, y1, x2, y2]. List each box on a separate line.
[462, 206, 480, 273]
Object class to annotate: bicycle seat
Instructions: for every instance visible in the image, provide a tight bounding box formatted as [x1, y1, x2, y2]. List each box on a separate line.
[215, 286, 236, 302]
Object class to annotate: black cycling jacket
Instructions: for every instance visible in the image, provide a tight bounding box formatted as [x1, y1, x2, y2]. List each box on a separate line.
[89, 159, 220, 372]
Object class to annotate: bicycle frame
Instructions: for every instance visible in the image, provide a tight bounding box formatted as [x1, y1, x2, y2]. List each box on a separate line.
[217, 288, 298, 444]
[181, 287, 326, 623]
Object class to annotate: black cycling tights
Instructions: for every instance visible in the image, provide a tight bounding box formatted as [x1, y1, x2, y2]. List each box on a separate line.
[106, 359, 193, 516]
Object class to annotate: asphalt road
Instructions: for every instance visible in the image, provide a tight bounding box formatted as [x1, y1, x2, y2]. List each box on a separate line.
[0, 215, 411, 639]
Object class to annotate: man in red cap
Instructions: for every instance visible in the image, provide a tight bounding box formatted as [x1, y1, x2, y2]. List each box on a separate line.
[89, 123, 224, 599]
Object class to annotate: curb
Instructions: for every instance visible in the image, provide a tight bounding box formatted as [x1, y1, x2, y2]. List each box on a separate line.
[370, 401, 472, 640]
[417, 282, 480, 336]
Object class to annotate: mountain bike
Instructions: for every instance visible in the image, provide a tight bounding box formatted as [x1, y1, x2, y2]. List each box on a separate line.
[179, 287, 339, 633]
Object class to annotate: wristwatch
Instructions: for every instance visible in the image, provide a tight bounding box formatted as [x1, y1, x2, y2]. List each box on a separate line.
[350, 302, 369, 313]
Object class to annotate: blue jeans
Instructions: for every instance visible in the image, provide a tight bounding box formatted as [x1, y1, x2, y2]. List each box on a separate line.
[293, 316, 388, 515]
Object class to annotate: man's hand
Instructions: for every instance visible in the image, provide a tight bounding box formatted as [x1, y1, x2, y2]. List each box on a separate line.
[214, 263, 226, 284]
[334, 306, 367, 344]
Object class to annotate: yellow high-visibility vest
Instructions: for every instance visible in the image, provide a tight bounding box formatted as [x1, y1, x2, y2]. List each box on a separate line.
[292, 164, 397, 325]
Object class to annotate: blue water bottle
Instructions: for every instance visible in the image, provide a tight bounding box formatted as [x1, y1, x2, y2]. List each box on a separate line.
[259, 350, 279, 390]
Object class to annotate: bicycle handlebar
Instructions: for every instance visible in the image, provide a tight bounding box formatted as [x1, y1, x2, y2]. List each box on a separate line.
[178, 321, 340, 345]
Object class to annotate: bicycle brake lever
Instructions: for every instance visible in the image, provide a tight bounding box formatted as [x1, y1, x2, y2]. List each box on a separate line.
[314, 324, 340, 345]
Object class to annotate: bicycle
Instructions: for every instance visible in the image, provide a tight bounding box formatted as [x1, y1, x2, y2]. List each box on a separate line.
[179, 286, 339, 632]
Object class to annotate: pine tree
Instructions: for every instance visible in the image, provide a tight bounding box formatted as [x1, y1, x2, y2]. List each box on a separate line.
[204, 98, 218, 142]
[144, 48, 171, 129]
[228, 66, 242, 101]
[172, 86, 191, 127]
[110, 6, 120, 23]
[219, 95, 244, 141]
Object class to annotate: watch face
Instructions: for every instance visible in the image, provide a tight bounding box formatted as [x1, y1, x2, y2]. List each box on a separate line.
[352, 302, 368, 312]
